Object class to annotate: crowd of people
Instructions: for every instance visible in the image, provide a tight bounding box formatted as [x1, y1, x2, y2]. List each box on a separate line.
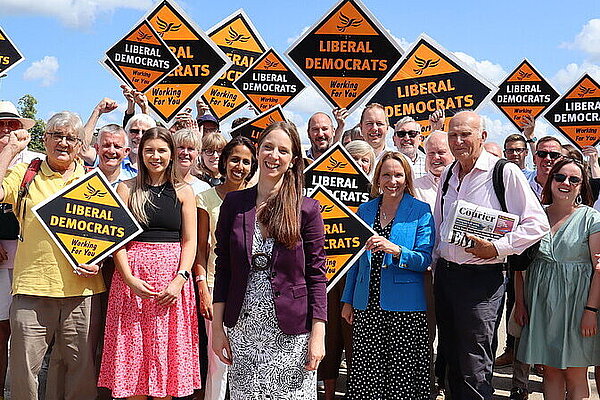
[0, 83, 599, 400]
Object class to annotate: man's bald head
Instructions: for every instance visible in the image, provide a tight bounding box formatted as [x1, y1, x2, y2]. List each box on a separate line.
[307, 112, 334, 158]
[448, 111, 487, 166]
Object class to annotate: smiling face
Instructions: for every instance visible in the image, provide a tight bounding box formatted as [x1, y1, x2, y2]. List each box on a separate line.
[95, 131, 130, 170]
[550, 162, 582, 205]
[258, 128, 294, 183]
[44, 127, 82, 169]
[201, 147, 221, 175]
[307, 113, 333, 156]
[360, 106, 388, 151]
[226, 144, 253, 184]
[128, 120, 154, 155]
[425, 132, 454, 177]
[534, 139, 563, 182]
[378, 158, 406, 199]
[393, 121, 423, 159]
[448, 111, 486, 165]
[175, 140, 199, 171]
[142, 138, 171, 176]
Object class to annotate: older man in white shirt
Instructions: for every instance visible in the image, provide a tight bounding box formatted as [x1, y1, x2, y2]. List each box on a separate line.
[433, 111, 549, 400]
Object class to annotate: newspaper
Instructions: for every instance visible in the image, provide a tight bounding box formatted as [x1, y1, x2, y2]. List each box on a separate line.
[440, 200, 520, 247]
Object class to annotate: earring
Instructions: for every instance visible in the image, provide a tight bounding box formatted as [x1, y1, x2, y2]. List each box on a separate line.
[575, 194, 582, 205]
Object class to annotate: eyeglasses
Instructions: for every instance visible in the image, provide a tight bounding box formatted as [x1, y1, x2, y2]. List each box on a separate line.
[504, 148, 527, 155]
[202, 149, 222, 156]
[0, 120, 22, 130]
[553, 173, 582, 185]
[129, 128, 146, 135]
[47, 132, 81, 145]
[535, 150, 562, 160]
[395, 130, 420, 139]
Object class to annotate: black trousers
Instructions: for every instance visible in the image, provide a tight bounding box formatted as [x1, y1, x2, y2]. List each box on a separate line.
[434, 260, 506, 400]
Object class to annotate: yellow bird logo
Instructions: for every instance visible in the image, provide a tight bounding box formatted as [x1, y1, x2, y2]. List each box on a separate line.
[337, 12, 363, 32]
[83, 183, 107, 200]
[225, 27, 250, 45]
[320, 204, 334, 213]
[578, 85, 596, 97]
[137, 31, 153, 41]
[156, 16, 181, 36]
[413, 56, 440, 75]
[264, 58, 279, 70]
[327, 157, 347, 172]
[516, 70, 532, 80]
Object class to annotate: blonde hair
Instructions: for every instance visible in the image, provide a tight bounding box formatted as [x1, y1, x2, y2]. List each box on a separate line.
[345, 140, 375, 174]
[370, 151, 415, 198]
[199, 132, 227, 176]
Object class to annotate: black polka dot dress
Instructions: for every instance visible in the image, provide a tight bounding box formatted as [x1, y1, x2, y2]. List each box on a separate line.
[347, 204, 430, 400]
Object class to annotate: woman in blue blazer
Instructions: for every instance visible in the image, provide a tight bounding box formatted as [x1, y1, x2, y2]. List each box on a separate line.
[341, 151, 435, 399]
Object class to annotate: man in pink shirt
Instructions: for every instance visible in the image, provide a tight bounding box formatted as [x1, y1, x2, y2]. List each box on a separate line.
[433, 111, 549, 400]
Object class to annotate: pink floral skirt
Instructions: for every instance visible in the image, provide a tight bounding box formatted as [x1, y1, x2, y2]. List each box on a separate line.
[98, 241, 201, 397]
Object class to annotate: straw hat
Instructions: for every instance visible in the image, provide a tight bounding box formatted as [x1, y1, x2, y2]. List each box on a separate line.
[0, 101, 35, 130]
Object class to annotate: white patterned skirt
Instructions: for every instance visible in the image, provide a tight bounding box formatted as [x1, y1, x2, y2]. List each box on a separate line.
[228, 268, 316, 400]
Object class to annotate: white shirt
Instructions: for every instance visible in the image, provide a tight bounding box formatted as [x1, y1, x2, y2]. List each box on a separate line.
[413, 171, 439, 207]
[434, 149, 549, 265]
[408, 150, 427, 178]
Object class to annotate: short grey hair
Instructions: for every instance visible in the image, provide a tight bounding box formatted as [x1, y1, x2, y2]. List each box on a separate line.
[46, 111, 84, 140]
[125, 113, 156, 132]
[98, 124, 129, 147]
[453, 109, 486, 133]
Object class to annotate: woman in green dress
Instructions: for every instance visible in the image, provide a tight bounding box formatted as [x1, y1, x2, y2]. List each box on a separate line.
[516, 158, 600, 400]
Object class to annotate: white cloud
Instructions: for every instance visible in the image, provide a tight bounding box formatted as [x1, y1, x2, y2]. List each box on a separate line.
[561, 19, 600, 59]
[23, 56, 59, 86]
[287, 26, 310, 46]
[552, 61, 600, 92]
[2, 0, 153, 28]
[386, 30, 411, 52]
[453, 51, 507, 86]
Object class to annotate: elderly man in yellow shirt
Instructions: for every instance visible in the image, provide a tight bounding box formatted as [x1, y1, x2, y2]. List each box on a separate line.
[0, 111, 105, 400]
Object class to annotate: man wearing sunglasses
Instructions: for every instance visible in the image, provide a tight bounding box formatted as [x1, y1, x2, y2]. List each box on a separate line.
[393, 117, 427, 178]
[433, 110, 549, 400]
[529, 136, 564, 198]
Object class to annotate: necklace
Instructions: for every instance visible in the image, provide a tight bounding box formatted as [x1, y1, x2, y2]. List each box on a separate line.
[152, 182, 167, 198]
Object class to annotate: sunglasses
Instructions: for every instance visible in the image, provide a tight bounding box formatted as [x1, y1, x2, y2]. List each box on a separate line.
[395, 130, 420, 138]
[129, 128, 146, 135]
[504, 148, 527, 155]
[535, 150, 562, 160]
[553, 173, 582, 185]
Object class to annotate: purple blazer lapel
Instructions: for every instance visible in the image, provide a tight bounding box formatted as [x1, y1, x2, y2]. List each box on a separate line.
[243, 186, 258, 268]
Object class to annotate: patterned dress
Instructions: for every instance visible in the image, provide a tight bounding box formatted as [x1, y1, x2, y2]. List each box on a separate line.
[347, 205, 430, 399]
[228, 220, 316, 399]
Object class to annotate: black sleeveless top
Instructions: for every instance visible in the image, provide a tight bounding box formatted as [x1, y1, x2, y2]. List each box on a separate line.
[136, 182, 182, 243]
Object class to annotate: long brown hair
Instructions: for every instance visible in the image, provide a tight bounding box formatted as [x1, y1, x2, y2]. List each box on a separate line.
[129, 127, 178, 225]
[541, 158, 593, 206]
[256, 121, 304, 249]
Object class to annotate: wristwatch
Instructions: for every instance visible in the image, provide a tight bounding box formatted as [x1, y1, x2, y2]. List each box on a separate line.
[525, 137, 537, 144]
[195, 274, 207, 283]
[177, 270, 190, 281]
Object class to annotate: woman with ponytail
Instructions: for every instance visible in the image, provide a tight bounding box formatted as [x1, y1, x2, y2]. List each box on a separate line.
[211, 121, 327, 398]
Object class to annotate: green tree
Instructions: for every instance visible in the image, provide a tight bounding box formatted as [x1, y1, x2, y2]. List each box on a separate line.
[18, 94, 46, 153]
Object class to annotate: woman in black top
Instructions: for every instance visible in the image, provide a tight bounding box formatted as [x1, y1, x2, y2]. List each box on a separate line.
[98, 127, 200, 399]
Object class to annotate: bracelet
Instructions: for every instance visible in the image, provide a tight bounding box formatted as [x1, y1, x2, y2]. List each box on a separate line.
[177, 270, 190, 281]
[584, 305, 599, 313]
[195, 274, 207, 283]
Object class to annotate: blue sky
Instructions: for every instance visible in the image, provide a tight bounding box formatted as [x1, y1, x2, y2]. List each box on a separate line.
[0, 0, 598, 146]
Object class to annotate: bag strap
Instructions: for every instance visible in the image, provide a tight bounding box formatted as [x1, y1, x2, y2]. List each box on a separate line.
[492, 159, 509, 213]
[440, 160, 458, 220]
[16, 158, 42, 241]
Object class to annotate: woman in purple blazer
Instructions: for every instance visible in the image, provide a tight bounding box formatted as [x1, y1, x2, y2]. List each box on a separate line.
[211, 121, 327, 399]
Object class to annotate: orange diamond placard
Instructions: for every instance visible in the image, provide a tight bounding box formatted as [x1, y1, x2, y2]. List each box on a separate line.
[304, 142, 370, 212]
[368, 34, 496, 132]
[543, 74, 600, 149]
[286, 0, 403, 113]
[202, 10, 268, 120]
[104, 20, 180, 93]
[233, 48, 305, 113]
[144, 0, 231, 124]
[309, 186, 375, 291]
[492, 59, 559, 131]
[229, 105, 287, 144]
[0, 26, 24, 75]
